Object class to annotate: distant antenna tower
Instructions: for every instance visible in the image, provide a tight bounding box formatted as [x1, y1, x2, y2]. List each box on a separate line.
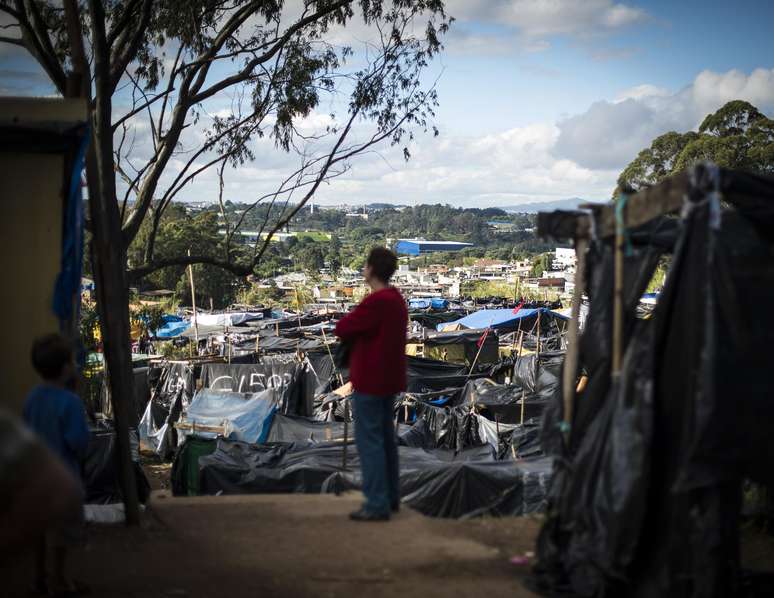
[310, 200, 314, 215]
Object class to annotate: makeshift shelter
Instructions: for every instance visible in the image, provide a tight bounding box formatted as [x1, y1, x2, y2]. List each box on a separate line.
[438, 307, 568, 335]
[193, 438, 551, 519]
[409, 310, 462, 329]
[408, 297, 449, 310]
[531, 164, 774, 598]
[423, 329, 499, 366]
[175, 389, 277, 444]
[138, 361, 195, 457]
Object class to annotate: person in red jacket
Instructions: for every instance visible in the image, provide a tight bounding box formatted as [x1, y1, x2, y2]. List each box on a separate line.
[335, 247, 407, 521]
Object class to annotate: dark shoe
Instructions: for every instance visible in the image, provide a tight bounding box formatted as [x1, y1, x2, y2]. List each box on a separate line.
[349, 508, 390, 522]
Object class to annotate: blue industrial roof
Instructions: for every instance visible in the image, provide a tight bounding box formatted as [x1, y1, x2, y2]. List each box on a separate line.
[395, 239, 473, 256]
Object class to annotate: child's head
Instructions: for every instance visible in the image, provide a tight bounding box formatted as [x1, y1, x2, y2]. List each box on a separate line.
[31, 333, 75, 384]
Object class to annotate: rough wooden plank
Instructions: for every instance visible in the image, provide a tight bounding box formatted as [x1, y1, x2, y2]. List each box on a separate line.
[588, 170, 689, 238]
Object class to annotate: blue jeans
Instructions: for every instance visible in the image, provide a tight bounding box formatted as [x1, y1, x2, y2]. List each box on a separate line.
[351, 392, 399, 515]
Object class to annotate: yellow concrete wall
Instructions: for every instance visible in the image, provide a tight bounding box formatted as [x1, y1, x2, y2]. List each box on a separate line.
[0, 97, 86, 414]
[0, 153, 63, 413]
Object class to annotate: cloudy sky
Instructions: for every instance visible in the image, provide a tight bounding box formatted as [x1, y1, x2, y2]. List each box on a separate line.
[2, 0, 774, 207]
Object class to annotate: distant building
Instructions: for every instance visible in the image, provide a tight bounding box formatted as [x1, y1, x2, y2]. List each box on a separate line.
[219, 230, 298, 244]
[553, 247, 576, 269]
[419, 264, 450, 275]
[487, 221, 516, 233]
[394, 239, 473, 256]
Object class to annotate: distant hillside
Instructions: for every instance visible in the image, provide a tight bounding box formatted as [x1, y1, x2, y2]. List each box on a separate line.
[501, 197, 604, 213]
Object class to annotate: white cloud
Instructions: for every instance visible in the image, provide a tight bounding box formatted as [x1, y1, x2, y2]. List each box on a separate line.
[614, 83, 670, 102]
[554, 67, 774, 171]
[305, 122, 615, 207]
[445, 0, 648, 37]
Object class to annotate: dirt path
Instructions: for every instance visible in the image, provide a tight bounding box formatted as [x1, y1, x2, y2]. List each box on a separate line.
[4, 492, 542, 598]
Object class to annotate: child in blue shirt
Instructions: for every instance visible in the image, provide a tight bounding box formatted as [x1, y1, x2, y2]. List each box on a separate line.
[23, 333, 90, 597]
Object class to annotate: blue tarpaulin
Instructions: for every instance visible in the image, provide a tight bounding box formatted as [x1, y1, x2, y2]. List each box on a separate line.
[154, 319, 190, 338]
[437, 307, 568, 332]
[409, 298, 449, 310]
[431, 298, 449, 309]
[179, 389, 277, 444]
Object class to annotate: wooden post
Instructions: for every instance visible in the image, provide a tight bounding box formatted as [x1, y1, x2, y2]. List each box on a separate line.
[342, 400, 349, 470]
[187, 249, 199, 346]
[321, 326, 344, 387]
[536, 309, 541, 356]
[562, 237, 588, 434]
[467, 327, 490, 377]
[520, 388, 526, 425]
[613, 207, 624, 374]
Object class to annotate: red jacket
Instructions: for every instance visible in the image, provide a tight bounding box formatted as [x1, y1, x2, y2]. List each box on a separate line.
[335, 287, 408, 396]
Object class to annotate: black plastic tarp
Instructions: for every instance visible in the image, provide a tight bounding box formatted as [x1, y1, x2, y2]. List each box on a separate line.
[201, 357, 305, 415]
[138, 361, 195, 457]
[532, 166, 774, 597]
[406, 355, 489, 393]
[197, 438, 552, 518]
[423, 329, 500, 366]
[461, 379, 548, 424]
[84, 423, 150, 505]
[409, 310, 464, 329]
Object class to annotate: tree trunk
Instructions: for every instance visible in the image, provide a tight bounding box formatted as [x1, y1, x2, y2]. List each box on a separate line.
[87, 0, 140, 526]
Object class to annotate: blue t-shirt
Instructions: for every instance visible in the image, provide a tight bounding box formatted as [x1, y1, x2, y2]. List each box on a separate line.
[23, 385, 90, 476]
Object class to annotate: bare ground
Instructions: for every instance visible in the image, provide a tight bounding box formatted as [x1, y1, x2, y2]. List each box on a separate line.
[4, 491, 544, 598]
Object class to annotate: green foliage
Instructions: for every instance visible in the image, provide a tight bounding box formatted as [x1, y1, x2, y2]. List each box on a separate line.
[134, 304, 166, 335]
[157, 340, 195, 360]
[617, 101, 774, 194]
[79, 301, 100, 353]
[238, 282, 286, 308]
[530, 253, 552, 278]
[128, 205, 246, 308]
[462, 280, 518, 299]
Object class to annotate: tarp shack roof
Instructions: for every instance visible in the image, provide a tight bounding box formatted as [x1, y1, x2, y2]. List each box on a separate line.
[438, 307, 568, 332]
[395, 239, 473, 256]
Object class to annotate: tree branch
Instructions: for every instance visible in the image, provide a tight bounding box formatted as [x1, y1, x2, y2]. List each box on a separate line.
[109, 0, 152, 93]
[190, 0, 352, 103]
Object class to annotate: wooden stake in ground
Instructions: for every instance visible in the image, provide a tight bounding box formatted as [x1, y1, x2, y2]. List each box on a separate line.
[467, 326, 491, 378]
[613, 206, 625, 374]
[561, 237, 588, 435]
[342, 400, 350, 470]
[321, 326, 344, 387]
[520, 388, 526, 425]
[187, 249, 199, 346]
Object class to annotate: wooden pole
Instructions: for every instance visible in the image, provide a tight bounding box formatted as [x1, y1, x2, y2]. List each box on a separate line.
[520, 388, 526, 425]
[321, 326, 344, 387]
[561, 237, 588, 434]
[536, 310, 541, 356]
[467, 327, 490, 377]
[342, 400, 349, 470]
[613, 210, 624, 374]
[187, 249, 199, 346]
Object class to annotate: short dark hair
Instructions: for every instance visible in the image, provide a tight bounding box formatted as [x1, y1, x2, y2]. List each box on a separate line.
[31, 333, 73, 381]
[367, 246, 398, 283]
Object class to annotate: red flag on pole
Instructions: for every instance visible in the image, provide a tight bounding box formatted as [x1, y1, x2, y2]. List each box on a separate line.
[477, 327, 490, 348]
